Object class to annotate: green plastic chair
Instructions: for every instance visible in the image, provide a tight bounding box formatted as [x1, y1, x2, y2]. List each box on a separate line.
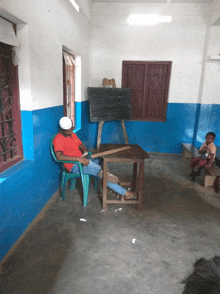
[50, 135, 97, 207]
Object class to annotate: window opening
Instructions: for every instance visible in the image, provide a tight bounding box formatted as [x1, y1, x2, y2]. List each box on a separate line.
[63, 51, 75, 127]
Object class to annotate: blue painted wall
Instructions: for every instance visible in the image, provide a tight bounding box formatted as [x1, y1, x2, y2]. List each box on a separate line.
[81, 101, 198, 152]
[0, 106, 63, 260]
[1, 101, 220, 261]
[195, 104, 220, 148]
[81, 101, 220, 152]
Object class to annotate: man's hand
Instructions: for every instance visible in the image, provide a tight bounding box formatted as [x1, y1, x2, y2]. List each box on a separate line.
[78, 158, 89, 166]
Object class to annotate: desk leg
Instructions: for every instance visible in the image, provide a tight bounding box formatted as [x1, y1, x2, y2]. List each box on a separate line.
[102, 158, 108, 211]
[137, 160, 144, 210]
[132, 163, 138, 192]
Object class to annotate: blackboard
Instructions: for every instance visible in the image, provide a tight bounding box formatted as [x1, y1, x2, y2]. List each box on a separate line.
[88, 87, 131, 122]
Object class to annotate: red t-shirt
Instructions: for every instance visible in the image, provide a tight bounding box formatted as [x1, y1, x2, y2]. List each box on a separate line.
[53, 133, 83, 172]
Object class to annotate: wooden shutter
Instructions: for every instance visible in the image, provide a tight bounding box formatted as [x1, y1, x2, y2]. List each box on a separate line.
[0, 42, 23, 172]
[122, 61, 172, 121]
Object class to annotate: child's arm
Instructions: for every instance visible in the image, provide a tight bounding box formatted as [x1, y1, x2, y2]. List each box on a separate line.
[199, 143, 208, 154]
[204, 153, 215, 168]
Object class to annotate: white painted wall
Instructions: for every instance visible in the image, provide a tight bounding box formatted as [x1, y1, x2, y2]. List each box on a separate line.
[1, 0, 91, 110]
[200, 26, 220, 105]
[1, 1, 219, 108]
[79, 0, 92, 21]
[211, 0, 220, 25]
[91, 3, 212, 104]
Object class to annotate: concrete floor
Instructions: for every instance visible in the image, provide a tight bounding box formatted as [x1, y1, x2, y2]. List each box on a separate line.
[1, 153, 220, 294]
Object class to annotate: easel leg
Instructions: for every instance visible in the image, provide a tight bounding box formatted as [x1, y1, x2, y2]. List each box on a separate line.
[121, 120, 129, 144]
[97, 121, 104, 152]
[97, 120, 128, 152]
[102, 158, 108, 211]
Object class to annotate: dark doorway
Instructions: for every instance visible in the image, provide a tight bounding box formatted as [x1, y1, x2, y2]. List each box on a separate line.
[122, 61, 172, 121]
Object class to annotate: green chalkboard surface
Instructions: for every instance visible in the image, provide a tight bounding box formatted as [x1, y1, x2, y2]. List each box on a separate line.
[88, 87, 131, 123]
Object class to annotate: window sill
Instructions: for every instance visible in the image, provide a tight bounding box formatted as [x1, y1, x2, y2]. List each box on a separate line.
[0, 156, 24, 173]
[0, 159, 34, 183]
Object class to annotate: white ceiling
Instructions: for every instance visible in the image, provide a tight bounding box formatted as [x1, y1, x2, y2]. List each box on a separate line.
[91, 0, 214, 3]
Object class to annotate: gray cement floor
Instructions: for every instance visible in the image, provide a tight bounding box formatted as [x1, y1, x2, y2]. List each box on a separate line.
[1, 153, 220, 294]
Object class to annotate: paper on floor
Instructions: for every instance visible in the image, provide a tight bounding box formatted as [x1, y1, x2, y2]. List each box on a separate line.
[80, 218, 86, 222]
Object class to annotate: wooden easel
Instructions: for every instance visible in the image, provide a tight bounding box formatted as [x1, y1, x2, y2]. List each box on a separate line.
[96, 79, 129, 152]
[96, 119, 129, 152]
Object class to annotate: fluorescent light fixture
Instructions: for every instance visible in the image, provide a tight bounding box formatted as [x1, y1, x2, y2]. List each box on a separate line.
[127, 14, 172, 25]
[69, 0, 79, 12]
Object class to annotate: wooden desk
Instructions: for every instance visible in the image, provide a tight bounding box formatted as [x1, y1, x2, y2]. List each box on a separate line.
[99, 144, 149, 210]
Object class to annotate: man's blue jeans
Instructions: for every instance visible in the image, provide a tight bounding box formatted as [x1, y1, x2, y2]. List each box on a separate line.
[71, 159, 126, 195]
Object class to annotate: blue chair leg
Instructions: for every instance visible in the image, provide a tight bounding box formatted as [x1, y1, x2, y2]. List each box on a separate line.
[61, 173, 67, 201]
[94, 177, 98, 192]
[70, 178, 76, 191]
[82, 175, 89, 207]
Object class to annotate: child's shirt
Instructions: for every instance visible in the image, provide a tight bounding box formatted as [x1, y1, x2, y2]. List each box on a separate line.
[199, 141, 216, 159]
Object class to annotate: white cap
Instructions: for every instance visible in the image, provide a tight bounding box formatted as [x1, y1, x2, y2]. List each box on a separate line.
[59, 117, 73, 130]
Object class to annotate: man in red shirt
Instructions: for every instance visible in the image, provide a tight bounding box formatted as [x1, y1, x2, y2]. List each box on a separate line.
[53, 117, 137, 200]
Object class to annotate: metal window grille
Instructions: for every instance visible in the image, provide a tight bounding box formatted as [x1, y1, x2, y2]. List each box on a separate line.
[0, 43, 17, 164]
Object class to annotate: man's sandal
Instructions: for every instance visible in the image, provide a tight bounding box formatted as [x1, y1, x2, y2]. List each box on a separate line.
[124, 194, 138, 201]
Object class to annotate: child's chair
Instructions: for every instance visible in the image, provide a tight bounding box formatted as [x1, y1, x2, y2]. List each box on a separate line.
[50, 135, 98, 207]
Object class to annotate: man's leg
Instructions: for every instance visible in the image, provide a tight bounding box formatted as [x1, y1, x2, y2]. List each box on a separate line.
[83, 159, 137, 198]
[82, 159, 127, 195]
[71, 159, 136, 199]
[82, 159, 102, 176]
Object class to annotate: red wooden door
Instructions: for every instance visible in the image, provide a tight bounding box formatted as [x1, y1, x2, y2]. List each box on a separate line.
[122, 61, 172, 121]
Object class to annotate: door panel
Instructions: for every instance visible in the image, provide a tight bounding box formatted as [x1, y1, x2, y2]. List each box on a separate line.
[146, 91, 165, 121]
[145, 64, 169, 121]
[126, 64, 145, 119]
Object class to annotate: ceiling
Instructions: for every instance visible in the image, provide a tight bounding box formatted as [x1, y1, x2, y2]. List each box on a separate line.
[91, 0, 214, 3]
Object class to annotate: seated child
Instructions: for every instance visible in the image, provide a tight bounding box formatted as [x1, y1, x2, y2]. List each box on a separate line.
[189, 132, 216, 181]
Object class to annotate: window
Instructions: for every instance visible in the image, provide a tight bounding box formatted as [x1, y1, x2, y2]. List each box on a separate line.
[0, 42, 23, 172]
[63, 51, 75, 127]
[122, 61, 172, 121]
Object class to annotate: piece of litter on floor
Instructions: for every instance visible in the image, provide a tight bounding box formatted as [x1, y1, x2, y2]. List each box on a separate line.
[128, 187, 131, 191]
[115, 209, 117, 212]
[80, 218, 86, 222]
[132, 238, 136, 243]
[118, 208, 122, 211]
